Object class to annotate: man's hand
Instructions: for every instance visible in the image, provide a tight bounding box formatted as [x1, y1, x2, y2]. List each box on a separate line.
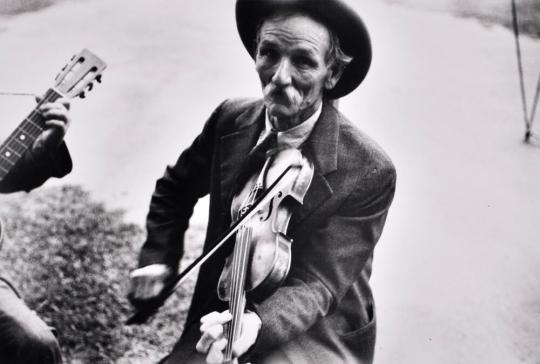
[196, 310, 262, 364]
[128, 264, 172, 303]
[34, 96, 71, 152]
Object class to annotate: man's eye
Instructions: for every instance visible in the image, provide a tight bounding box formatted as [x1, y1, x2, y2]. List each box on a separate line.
[293, 56, 315, 68]
[258, 47, 278, 59]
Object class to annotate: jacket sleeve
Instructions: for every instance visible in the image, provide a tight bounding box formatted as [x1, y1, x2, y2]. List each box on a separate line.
[251, 164, 397, 354]
[137, 101, 226, 273]
[0, 142, 72, 193]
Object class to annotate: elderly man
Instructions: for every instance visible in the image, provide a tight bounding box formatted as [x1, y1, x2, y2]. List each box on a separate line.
[129, 0, 396, 363]
[0, 97, 72, 364]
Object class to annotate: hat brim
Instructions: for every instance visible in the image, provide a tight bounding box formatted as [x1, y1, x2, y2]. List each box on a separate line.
[235, 0, 372, 99]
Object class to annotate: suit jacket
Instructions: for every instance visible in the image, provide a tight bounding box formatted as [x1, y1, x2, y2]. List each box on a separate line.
[139, 98, 396, 364]
[0, 143, 72, 193]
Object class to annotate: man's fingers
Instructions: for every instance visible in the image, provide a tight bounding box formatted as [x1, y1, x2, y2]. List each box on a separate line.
[129, 264, 171, 301]
[40, 109, 70, 124]
[196, 324, 224, 354]
[130, 264, 171, 279]
[44, 119, 68, 130]
[200, 311, 232, 331]
[196, 310, 258, 360]
[135, 276, 149, 298]
[232, 326, 257, 358]
[57, 98, 71, 110]
[206, 338, 227, 364]
[200, 311, 223, 326]
[39, 101, 67, 111]
[131, 275, 164, 300]
[232, 312, 262, 358]
[151, 279, 163, 296]
[131, 276, 157, 299]
[232, 335, 254, 359]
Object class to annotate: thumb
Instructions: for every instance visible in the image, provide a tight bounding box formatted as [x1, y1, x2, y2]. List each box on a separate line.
[232, 313, 261, 358]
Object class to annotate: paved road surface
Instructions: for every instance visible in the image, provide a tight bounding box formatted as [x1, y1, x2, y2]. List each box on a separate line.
[0, 1, 539, 362]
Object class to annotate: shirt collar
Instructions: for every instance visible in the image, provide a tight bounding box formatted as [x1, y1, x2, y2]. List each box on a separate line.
[262, 103, 323, 149]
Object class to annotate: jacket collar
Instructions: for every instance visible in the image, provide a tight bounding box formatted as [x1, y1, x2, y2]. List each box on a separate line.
[219, 99, 340, 227]
[223, 99, 341, 176]
[219, 101, 265, 205]
[302, 101, 340, 176]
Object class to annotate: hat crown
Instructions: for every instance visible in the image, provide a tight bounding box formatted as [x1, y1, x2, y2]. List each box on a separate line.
[236, 0, 372, 99]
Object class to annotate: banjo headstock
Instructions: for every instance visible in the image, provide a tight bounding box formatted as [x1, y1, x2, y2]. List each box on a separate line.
[54, 49, 107, 99]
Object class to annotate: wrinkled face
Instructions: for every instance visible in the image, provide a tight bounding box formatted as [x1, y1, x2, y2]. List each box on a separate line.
[255, 14, 339, 129]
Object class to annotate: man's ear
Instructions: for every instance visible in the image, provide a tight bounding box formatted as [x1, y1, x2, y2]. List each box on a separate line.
[324, 63, 346, 91]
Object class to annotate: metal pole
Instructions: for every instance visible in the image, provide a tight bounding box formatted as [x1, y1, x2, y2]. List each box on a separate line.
[510, 0, 531, 142]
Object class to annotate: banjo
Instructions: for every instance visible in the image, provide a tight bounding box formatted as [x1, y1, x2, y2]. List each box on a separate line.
[0, 49, 106, 246]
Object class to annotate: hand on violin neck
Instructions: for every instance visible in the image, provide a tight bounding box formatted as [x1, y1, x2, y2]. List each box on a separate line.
[196, 310, 262, 363]
[128, 264, 172, 305]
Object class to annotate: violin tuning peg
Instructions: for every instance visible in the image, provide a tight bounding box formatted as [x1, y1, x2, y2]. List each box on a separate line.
[95, 75, 102, 83]
[79, 91, 86, 99]
[87, 83, 93, 91]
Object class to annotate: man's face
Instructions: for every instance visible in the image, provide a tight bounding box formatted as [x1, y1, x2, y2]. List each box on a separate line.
[255, 14, 338, 128]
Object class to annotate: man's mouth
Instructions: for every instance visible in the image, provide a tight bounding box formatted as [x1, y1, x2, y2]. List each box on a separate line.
[266, 89, 290, 106]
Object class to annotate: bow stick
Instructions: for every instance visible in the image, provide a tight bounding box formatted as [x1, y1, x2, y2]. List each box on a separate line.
[126, 164, 302, 325]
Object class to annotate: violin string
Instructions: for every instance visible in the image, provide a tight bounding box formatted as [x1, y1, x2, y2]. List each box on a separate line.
[236, 228, 248, 341]
[234, 228, 247, 357]
[227, 226, 244, 359]
[227, 159, 271, 360]
[233, 229, 243, 351]
[239, 230, 250, 337]
[227, 229, 239, 359]
[228, 225, 250, 360]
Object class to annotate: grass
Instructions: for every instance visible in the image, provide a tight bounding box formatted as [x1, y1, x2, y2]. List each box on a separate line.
[0, 185, 204, 363]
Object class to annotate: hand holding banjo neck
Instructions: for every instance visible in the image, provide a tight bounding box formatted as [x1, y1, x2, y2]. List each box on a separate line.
[0, 49, 107, 181]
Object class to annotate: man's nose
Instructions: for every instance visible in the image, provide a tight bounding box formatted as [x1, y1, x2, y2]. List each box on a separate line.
[271, 59, 292, 87]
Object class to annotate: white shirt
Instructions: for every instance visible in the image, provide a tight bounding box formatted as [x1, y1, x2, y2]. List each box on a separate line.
[259, 103, 323, 149]
[231, 103, 322, 219]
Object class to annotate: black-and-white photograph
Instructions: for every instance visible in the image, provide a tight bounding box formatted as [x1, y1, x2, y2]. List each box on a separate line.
[0, 0, 539, 363]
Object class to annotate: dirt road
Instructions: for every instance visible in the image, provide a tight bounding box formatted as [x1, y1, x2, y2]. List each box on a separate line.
[1, 0, 539, 362]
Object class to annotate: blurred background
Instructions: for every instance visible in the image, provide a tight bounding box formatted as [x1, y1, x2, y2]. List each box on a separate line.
[0, 0, 539, 363]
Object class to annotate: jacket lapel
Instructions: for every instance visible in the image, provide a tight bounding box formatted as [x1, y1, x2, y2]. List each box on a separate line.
[292, 102, 340, 226]
[219, 101, 265, 205]
[218, 100, 340, 228]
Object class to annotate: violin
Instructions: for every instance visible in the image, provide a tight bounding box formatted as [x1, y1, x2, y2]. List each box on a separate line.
[126, 149, 314, 358]
[217, 148, 313, 363]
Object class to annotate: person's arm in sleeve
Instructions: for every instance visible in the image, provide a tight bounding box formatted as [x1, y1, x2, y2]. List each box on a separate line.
[129, 101, 226, 305]
[251, 164, 396, 354]
[0, 98, 72, 193]
[0, 143, 72, 193]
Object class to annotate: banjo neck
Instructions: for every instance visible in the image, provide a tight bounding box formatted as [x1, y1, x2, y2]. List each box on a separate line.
[0, 88, 62, 180]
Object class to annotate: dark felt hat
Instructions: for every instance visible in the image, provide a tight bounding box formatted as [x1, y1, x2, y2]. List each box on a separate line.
[235, 0, 372, 99]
